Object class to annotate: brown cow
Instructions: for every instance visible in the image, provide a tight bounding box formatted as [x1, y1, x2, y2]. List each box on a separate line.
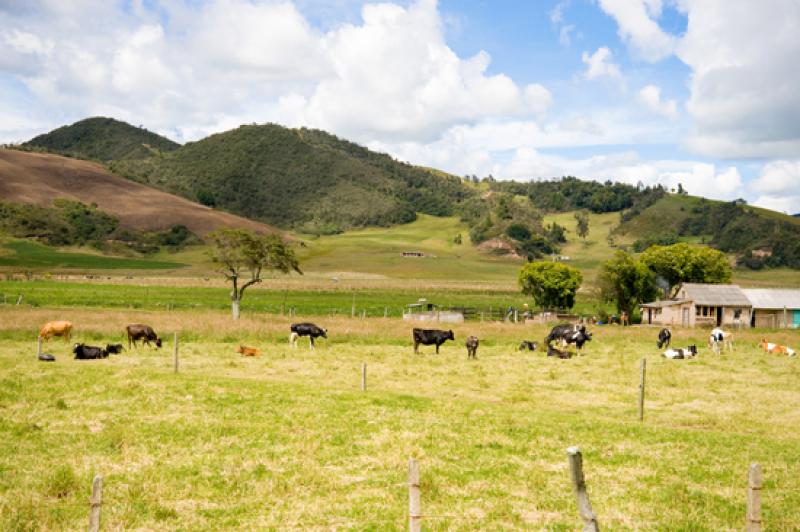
[126, 324, 162, 349]
[235, 345, 261, 357]
[39, 321, 73, 342]
[759, 338, 796, 357]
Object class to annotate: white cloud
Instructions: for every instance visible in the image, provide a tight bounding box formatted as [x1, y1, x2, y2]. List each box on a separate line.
[638, 85, 677, 118]
[581, 46, 622, 81]
[596, 0, 676, 62]
[749, 160, 800, 213]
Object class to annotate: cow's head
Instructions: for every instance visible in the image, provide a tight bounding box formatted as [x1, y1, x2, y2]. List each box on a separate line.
[687, 345, 697, 355]
[447, 330, 454, 340]
[155, 337, 163, 348]
[321, 328, 328, 338]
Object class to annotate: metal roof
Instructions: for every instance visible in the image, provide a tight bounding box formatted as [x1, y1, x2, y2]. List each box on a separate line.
[677, 283, 752, 306]
[742, 289, 800, 310]
[640, 299, 689, 308]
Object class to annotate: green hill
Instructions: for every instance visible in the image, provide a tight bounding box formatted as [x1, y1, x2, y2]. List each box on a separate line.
[23, 116, 180, 160]
[109, 124, 470, 233]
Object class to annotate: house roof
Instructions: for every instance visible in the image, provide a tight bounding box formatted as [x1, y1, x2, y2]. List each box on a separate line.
[742, 289, 800, 310]
[640, 299, 689, 308]
[677, 283, 752, 306]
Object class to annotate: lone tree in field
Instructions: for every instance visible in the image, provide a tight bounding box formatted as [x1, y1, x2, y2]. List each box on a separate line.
[574, 211, 589, 241]
[208, 229, 301, 320]
[518, 261, 582, 311]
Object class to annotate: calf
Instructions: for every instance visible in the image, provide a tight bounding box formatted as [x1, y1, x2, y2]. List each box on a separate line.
[547, 344, 572, 359]
[518, 340, 538, 351]
[759, 338, 796, 357]
[290, 322, 327, 350]
[73, 343, 108, 360]
[412, 328, 454, 354]
[105, 344, 124, 355]
[708, 327, 733, 353]
[657, 328, 671, 349]
[39, 321, 73, 342]
[126, 324, 162, 349]
[465, 336, 479, 359]
[236, 345, 261, 357]
[662, 345, 698, 359]
[545, 323, 592, 352]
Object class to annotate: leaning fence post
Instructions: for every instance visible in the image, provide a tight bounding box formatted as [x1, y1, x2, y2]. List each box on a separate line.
[746, 463, 762, 532]
[638, 358, 646, 422]
[88, 474, 103, 532]
[567, 447, 599, 532]
[173, 332, 179, 373]
[408, 458, 421, 532]
[361, 362, 367, 392]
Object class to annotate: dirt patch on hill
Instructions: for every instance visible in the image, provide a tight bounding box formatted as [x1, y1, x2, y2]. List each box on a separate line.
[477, 237, 522, 258]
[0, 149, 277, 236]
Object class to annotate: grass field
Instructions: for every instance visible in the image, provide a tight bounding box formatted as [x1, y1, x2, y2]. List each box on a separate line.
[1, 307, 799, 530]
[0, 241, 185, 271]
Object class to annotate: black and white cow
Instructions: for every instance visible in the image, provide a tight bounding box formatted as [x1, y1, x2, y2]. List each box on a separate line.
[290, 322, 327, 350]
[518, 340, 539, 351]
[662, 345, 698, 359]
[547, 343, 572, 359]
[545, 323, 592, 351]
[657, 328, 672, 349]
[412, 328, 454, 354]
[465, 336, 479, 359]
[73, 343, 108, 360]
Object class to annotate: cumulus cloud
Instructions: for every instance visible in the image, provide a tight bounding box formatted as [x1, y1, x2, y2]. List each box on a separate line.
[581, 47, 622, 81]
[749, 160, 800, 213]
[596, 0, 676, 62]
[638, 85, 677, 118]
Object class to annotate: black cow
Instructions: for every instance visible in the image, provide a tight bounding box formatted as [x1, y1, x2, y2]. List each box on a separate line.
[465, 336, 479, 359]
[547, 344, 572, 359]
[518, 340, 538, 351]
[545, 323, 592, 351]
[290, 322, 327, 350]
[73, 343, 108, 360]
[657, 328, 671, 349]
[126, 324, 162, 349]
[106, 343, 125, 355]
[412, 328, 454, 354]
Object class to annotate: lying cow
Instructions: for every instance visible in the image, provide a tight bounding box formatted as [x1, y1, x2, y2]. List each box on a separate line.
[518, 340, 538, 351]
[39, 321, 73, 342]
[236, 345, 261, 356]
[545, 323, 592, 352]
[126, 324, 162, 349]
[662, 345, 698, 359]
[465, 336, 479, 359]
[547, 344, 572, 359]
[105, 344, 124, 355]
[290, 322, 327, 350]
[412, 328, 454, 354]
[73, 343, 108, 360]
[759, 339, 796, 357]
[657, 328, 671, 349]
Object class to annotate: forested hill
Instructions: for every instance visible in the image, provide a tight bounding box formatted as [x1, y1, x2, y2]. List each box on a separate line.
[109, 124, 470, 232]
[23, 117, 180, 161]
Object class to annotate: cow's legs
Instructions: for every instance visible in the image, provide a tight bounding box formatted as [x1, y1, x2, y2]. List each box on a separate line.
[435, 342, 440, 354]
[309, 336, 315, 350]
[413, 340, 419, 354]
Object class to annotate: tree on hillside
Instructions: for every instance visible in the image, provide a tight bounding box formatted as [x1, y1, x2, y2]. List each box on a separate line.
[518, 261, 582, 310]
[574, 211, 589, 241]
[208, 229, 301, 320]
[640, 243, 731, 297]
[599, 250, 658, 315]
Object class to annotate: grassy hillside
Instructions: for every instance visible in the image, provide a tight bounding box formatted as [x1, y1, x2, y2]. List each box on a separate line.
[110, 124, 470, 232]
[0, 241, 185, 271]
[23, 117, 180, 161]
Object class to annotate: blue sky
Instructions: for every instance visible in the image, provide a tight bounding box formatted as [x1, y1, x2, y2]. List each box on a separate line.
[1, 0, 799, 212]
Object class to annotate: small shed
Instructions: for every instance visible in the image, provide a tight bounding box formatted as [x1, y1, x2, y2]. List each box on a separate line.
[742, 289, 800, 328]
[640, 283, 752, 328]
[402, 298, 464, 324]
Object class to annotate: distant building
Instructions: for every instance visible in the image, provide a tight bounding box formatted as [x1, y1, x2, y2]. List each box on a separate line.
[640, 283, 752, 328]
[742, 289, 800, 328]
[402, 251, 426, 257]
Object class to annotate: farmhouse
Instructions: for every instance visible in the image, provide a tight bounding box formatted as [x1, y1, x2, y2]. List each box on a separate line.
[640, 283, 752, 328]
[742, 289, 800, 328]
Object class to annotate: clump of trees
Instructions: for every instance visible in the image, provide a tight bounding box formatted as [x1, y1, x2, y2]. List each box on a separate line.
[599, 250, 658, 316]
[518, 261, 582, 310]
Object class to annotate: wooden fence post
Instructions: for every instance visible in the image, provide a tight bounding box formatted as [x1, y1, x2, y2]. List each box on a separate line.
[746, 463, 762, 532]
[408, 458, 421, 532]
[173, 332, 179, 373]
[567, 447, 599, 532]
[362, 309, 366, 320]
[88, 474, 103, 532]
[384, 307, 388, 318]
[361, 362, 367, 392]
[638, 358, 646, 422]
[37, 336, 42, 357]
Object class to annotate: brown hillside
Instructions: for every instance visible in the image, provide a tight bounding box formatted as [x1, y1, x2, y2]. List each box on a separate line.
[0, 149, 277, 236]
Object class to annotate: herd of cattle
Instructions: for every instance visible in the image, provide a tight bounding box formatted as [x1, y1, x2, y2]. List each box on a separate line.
[34, 318, 796, 362]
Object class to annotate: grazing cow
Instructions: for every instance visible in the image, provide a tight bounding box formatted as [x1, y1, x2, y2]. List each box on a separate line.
[759, 338, 796, 357]
[545, 323, 592, 352]
[662, 345, 698, 359]
[412, 328, 454, 354]
[236, 345, 261, 357]
[518, 340, 538, 351]
[73, 343, 108, 360]
[290, 322, 327, 350]
[39, 321, 73, 342]
[657, 328, 672, 349]
[126, 324, 162, 349]
[38, 353, 56, 362]
[709, 327, 733, 353]
[105, 344, 124, 355]
[547, 344, 572, 359]
[465, 336, 479, 359]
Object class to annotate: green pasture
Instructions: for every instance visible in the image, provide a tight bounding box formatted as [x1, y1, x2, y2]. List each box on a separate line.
[0, 241, 185, 271]
[1, 308, 799, 529]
